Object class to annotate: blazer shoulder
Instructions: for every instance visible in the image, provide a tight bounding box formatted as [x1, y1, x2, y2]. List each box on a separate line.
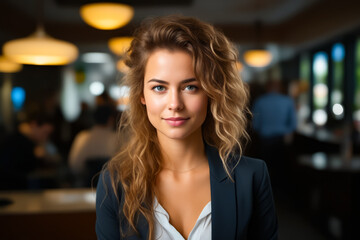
[97, 169, 123, 209]
[233, 155, 267, 172]
[230, 155, 269, 182]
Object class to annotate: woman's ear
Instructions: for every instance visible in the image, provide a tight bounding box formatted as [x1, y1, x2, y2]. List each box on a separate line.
[140, 96, 146, 105]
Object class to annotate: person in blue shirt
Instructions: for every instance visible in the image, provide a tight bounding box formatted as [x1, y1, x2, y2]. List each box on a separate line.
[252, 80, 297, 139]
[96, 15, 278, 240]
[252, 79, 297, 190]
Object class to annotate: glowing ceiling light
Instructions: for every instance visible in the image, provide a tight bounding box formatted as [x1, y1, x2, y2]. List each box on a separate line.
[116, 59, 129, 73]
[0, 56, 22, 73]
[3, 26, 78, 66]
[80, 2, 134, 30]
[108, 36, 133, 55]
[243, 49, 272, 68]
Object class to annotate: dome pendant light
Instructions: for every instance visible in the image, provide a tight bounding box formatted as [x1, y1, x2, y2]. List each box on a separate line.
[3, 25, 78, 66]
[243, 21, 273, 68]
[243, 49, 272, 68]
[108, 36, 133, 55]
[80, 2, 134, 30]
[0, 56, 22, 73]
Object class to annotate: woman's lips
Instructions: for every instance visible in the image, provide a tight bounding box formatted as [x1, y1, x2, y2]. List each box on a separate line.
[164, 117, 189, 127]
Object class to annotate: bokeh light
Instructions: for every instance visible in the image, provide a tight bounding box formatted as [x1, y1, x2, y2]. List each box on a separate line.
[11, 87, 26, 110]
[89, 81, 105, 96]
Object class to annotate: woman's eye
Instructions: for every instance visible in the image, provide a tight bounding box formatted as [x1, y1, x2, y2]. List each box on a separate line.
[184, 85, 198, 91]
[152, 86, 165, 92]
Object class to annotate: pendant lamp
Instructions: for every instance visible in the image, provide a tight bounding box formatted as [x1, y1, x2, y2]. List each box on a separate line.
[0, 56, 22, 73]
[108, 37, 133, 55]
[243, 49, 272, 68]
[3, 26, 78, 66]
[243, 21, 272, 68]
[116, 59, 129, 73]
[80, 2, 134, 30]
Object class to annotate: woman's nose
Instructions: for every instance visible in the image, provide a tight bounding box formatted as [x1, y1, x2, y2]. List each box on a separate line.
[168, 90, 184, 111]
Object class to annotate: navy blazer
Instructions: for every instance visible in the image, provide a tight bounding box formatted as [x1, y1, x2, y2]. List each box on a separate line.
[96, 144, 278, 239]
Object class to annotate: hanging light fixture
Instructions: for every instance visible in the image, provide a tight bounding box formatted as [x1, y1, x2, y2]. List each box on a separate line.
[108, 36, 133, 55]
[3, 26, 78, 66]
[0, 56, 22, 73]
[243, 21, 272, 68]
[116, 59, 129, 73]
[243, 49, 272, 68]
[2, 0, 78, 66]
[108, 36, 133, 73]
[80, 2, 134, 30]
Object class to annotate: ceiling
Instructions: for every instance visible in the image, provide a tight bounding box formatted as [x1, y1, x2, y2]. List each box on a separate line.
[1, 0, 360, 58]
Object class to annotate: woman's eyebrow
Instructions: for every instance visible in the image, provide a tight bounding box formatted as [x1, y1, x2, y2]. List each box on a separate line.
[147, 78, 196, 84]
[182, 78, 197, 84]
[147, 79, 168, 84]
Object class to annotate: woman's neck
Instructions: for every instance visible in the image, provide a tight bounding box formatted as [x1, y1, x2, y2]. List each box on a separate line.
[157, 131, 207, 172]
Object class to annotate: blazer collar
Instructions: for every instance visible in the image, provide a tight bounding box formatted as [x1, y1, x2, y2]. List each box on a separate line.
[206, 143, 237, 240]
[133, 144, 238, 240]
[205, 143, 237, 182]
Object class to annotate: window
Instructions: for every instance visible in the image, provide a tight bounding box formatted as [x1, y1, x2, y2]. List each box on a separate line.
[298, 53, 311, 123]
[353, 38, 360, 127]
[312, 51, 328, 126]
[331, 43, 345, 120]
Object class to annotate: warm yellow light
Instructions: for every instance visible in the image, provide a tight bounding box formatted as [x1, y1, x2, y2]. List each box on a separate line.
[3, 27, 78, 66]
[108, 37, 133, 55]
[117, 59, 129, 73]
[0, 56, 22, 73]
[244, 49, 272, 68]
[236, 61, 243, 72]
[80, 3, 134, 30]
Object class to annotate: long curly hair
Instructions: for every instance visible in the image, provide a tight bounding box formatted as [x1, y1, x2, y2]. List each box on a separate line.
[106, 15, 250, 240]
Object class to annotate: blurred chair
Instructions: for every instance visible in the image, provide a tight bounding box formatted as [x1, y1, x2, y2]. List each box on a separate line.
[68, 104, 119, 188]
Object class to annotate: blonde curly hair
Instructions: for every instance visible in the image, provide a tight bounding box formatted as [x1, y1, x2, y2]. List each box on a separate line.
[106, 15, 250, 240]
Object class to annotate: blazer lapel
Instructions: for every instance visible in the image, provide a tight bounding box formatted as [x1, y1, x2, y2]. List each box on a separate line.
[126, 214, 148, 240]
[129, 144, 237, 240]
[206, 144, 237, 240]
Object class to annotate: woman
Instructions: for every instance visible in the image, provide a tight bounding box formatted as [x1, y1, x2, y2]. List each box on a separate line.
[96, 15, 278, 240]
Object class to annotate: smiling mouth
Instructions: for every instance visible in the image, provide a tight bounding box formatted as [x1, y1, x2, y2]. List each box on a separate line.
[163, 117, 190, 127]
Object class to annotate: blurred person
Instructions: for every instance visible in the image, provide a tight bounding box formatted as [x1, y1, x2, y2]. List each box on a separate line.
[0, 110, 55, 190]
[252, 79, 297, 190]
[69, 102, 94, 143]
[96, 91, 117, 107]
[96, 15, 278, 240]
[68, 104, 119, 186]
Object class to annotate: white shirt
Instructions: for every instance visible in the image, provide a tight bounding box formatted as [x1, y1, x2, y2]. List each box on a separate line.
[154, 198, 212, 240]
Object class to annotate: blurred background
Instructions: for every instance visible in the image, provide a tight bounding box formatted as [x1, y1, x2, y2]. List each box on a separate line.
[1, 0, 360, 239]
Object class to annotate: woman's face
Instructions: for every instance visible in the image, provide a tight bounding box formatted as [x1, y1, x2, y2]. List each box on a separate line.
[141, 48, 208, 141]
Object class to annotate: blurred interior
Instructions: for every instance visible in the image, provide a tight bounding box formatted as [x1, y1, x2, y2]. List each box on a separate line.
[1, 0, 360, 239]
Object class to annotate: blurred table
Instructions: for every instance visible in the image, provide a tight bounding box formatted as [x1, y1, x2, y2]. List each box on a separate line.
[296, 153, 360, 240]
[0, 188, 97, 240]
[298, 153, 360, 172]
